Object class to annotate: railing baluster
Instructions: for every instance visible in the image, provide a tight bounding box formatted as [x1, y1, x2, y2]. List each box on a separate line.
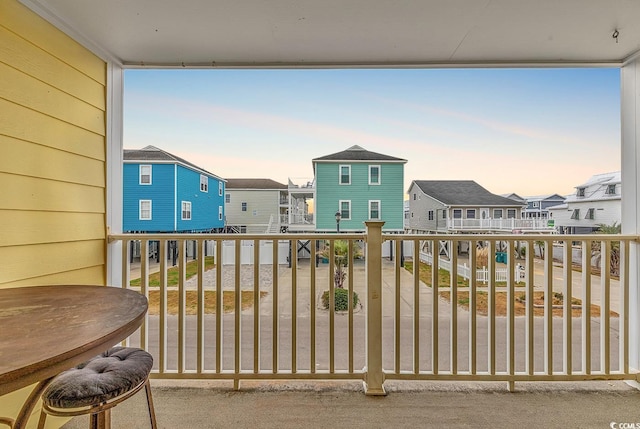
[582, 240, 592, 375]
[395, 239, 402, 374]
[329, 239, 335, 373]
[432, 239, 439, 375]
[310, 239, 316, 374]
[178, 240, 187, 373]
[140, 240, 149, 351]
[544, 239, 553, 376]
[197, 239, 205, 374]
[525, 239, 534, 375]
[272, 239, 279, 374]
[507, 240, 515, 391]
[488, 240, 496, 375]
[413, 239, 420, 375]
[621, 240, 629, 374]
[563, 239, 572, 375]
[215, 239, 222, 374]
[234, 238, 241, 385]
[254, 239, 260, 374]
[450, 239, 458, 375]
[469, 241, 477, 375]
[348, 239, 354, 374]
[601, 239, 611, 374]
[292, 240, 298, 374]
[158, 240, 167, 374]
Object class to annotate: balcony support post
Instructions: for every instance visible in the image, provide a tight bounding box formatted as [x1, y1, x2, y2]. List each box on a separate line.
[622, 56, 640, 375]
[363, 221, 386, 395]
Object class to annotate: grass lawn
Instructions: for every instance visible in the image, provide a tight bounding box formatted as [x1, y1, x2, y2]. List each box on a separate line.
[129, 256, 215, 287]
[147, 290, 267, 315]
[404, 260, 616, 317]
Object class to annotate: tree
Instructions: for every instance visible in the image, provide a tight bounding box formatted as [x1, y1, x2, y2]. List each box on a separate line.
[319, 240, 363, 311]
[593, 222, 621, 276]
[320, 240, 363, 288]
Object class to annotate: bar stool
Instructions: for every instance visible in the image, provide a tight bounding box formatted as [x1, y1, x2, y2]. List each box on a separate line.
[37, 347, 157, 429]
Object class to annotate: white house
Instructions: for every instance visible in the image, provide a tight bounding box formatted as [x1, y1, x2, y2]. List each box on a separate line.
[224, 178, 289, 233]
[548, 171, 621, 234]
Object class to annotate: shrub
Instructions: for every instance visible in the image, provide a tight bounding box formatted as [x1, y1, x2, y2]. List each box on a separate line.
[322, 288, 359, 311]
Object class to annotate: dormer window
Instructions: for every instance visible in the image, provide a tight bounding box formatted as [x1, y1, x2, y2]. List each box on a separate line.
[606, 184, 616, 195]
[577, 188, 585, 197]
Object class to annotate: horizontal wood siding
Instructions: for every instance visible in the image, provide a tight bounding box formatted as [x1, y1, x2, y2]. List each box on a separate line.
[0, 0, 107, 287]
[123, 163, 175, 232]
[225, 189, 279, 227]
[176, 166, 224, 231]
[316, 162, 404, 231]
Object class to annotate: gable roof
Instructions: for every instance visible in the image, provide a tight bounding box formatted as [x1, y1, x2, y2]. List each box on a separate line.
[123, 145, 223, 180]
[226, 178, 287, 190]
[411, 180, 524, 207]
[312, 145, 407, 163]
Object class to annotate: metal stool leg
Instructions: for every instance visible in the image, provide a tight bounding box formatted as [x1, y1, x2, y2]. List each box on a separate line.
[144, 380, 158, 429]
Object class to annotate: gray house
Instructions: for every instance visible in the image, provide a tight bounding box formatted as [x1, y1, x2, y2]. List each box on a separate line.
[407, 180, 534, 233]
[224, 178, 289, 233]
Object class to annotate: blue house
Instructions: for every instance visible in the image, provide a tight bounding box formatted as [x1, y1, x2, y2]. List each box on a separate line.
[313, 145, 407, 232]
[123, 146, 226, 233]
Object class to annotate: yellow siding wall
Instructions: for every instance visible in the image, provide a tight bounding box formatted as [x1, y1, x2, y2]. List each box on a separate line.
[0, 0, 107, 288]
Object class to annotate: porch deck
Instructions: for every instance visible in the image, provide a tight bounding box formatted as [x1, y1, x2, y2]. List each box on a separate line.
[61, 379, 640, 428]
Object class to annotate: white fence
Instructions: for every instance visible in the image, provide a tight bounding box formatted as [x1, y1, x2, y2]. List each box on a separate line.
[419, 251, 525, 283]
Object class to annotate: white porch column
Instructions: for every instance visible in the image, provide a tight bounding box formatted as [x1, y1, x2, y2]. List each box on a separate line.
[106, 62, 125, 287]
[621, 57, 640, 373]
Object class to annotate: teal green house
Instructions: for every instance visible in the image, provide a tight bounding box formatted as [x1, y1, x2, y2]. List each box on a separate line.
[313, 146, 407, 232]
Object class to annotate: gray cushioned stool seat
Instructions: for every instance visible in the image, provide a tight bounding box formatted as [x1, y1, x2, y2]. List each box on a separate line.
[38, 347, 157, 429]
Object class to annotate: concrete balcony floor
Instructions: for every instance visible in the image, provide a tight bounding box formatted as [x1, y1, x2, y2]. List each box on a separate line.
[61, 379, 640, 429]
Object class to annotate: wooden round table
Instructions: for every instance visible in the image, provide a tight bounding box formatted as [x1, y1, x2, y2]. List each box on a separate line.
[0, 285, 148, 428]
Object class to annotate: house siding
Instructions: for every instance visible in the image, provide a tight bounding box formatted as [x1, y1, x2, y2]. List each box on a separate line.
[225, 189, 280, 228]
[316, 162, 404, 231]
[0, 0, 107, 287]
[123, 163, 176, 232]
[408, 184, 446, 231]
[175, 165, 224, 231]
[0, 0, 106, 423]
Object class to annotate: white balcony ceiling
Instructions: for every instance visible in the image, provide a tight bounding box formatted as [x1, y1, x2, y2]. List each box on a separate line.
[25, 0, 640, 68]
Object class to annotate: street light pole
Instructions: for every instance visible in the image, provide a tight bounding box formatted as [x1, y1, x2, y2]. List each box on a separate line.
[335, 211, 341, 233]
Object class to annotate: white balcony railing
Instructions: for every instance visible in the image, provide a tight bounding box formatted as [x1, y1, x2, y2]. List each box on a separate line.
[109, 228, 637, 394]
[448, 218, 555, 231]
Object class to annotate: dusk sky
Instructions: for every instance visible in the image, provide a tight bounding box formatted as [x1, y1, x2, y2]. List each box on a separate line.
[124, 68, 621, 199]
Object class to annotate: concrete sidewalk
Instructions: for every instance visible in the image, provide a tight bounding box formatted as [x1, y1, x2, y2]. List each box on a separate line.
[61, 379, 640, 429]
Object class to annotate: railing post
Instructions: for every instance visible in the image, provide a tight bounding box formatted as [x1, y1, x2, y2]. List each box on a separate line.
[364, 221, 386, 395]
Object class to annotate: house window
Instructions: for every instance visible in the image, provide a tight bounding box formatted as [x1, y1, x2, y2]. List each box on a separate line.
[442, 210, 446, 219]
[453, 209, 462, 219]
[200, 175, 208, 192]
[181, 201, 192, 220]
[577, 187, 585, 197]
[369, 200, 381, 220]
[532, 201, 539, 208]
[225, 194, 231, 203]
[219, 181, 223, 196]
[339, 200, 351, 220]
[585, 208, 595, 220]
[428, 210, 434, 221]
[241, 202, 247, 212]
[369, 165, 381, 185]
[139, 200, 151, 220]
[606, 184, 616, 195]
[570, 209, 580, 219]
[466, 209, 476, 219]
[413, 193, 416, 201]
[139, 165, 151, 185]
[493, 209, 503, 219]
[218, 206, 223, 221]
[507, 209, 517, 218]
[339, 165, 351, 185]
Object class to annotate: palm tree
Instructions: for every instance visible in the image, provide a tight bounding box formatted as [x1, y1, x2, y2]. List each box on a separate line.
[592, 222, 621, 276]
[320, 240, 363, 288]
